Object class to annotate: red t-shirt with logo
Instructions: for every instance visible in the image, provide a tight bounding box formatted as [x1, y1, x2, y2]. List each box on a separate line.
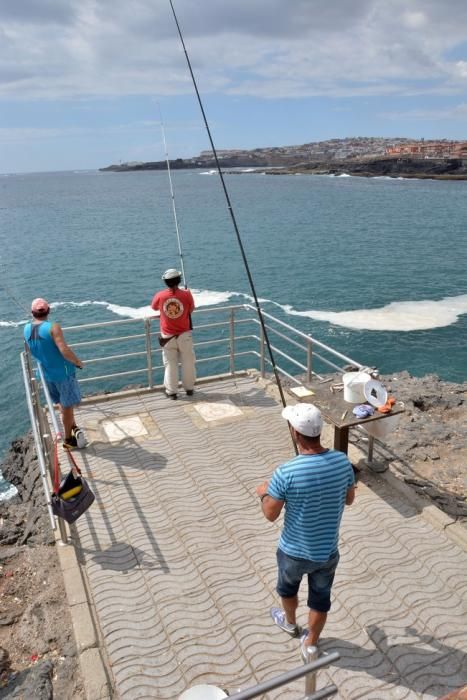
[151, 287, 195, 336]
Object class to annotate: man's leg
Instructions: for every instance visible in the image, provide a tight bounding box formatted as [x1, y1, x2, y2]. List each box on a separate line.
[272, 549, 302, 635]
[162, 341, 179, 395]
[304, 552, 339, 646]
[281, 594, 299, 626]
[304, 609, 327, 646]
[178, 332, 196, 392]
[58, 377, 82, 442]
[62, 406, 75, 440]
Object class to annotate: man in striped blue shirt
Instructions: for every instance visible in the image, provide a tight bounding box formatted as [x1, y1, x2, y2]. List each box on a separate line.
[256, 403, 355, 657]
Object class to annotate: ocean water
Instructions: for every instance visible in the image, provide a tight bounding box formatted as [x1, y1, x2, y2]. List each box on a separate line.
[1, 168, 466, 491]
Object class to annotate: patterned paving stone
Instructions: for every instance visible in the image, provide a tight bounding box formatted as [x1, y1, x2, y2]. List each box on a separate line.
[67, 376, 467, 699]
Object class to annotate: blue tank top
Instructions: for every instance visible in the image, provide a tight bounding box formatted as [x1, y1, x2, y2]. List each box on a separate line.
[24, 321, 76, 383]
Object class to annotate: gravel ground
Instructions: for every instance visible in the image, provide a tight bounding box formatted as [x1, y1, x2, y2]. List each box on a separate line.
[0, 438, 84, 699]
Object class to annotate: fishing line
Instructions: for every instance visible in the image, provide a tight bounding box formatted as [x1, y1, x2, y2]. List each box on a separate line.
[157, 104, 188, 288]
[168, 0, 295, 451]
[0, 262, 29, 315]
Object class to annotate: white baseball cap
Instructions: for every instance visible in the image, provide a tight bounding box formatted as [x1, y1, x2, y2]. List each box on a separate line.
[282, 403, 323, 437]
[162, 268, 181, 280]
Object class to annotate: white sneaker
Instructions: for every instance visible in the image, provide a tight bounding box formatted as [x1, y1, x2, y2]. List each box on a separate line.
[270, 607, 301, 637]
[72, 427, 86, 449]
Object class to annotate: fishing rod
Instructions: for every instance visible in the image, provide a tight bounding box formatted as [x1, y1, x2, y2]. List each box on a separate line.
[0, 262, 30, 315]
[168, 0, 295, 451]
[158, 105, 188, 288]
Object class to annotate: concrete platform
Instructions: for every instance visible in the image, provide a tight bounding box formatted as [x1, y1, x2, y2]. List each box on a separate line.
[61, 374, 466, 699]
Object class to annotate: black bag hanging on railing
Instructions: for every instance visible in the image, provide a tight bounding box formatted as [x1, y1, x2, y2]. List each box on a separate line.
[51, 441, 95, 524]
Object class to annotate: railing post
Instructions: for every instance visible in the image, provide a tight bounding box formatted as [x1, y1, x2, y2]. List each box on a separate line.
[20, 352, 60, 537]
[229, 308, 235, 375]
[144, 318, 154, 389]
[306, 337, 313, 384]
[260, 325, 265, 377]
[30, 376, 68, 544]
[304, 645, 319, 695]
[32, 380, 50, 464]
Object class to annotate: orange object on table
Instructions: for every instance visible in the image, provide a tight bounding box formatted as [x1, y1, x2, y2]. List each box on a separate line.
[377, 396, 396, 413]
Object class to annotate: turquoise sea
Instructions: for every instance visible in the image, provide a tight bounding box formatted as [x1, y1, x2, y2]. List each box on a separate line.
[1, 168, 466, 492]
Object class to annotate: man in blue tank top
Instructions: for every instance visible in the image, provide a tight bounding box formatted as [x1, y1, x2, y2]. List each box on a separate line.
[256, 403, 355, 658]
[24, 298, 84, 449]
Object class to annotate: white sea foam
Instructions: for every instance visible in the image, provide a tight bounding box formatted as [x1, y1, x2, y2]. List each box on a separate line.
[0, 481, 18, 503]
[50, 300, 107, 309]
[51, 291, 237, 320]
[280, 294, 467, 332]
[199, 170, 217, 176]
[2, 293, 466, 332]
[0, 320, 25, 327]
[192, 289, 235, 306]
[103, 303, 154, 319]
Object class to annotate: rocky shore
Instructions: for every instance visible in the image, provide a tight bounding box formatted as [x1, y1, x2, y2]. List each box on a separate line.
[0, 371, 465, 697]
[102, 155, 467, 180]
[0, 438, 84, 699]
[352, 371, 466, 519]
[259, 156, 467, 180]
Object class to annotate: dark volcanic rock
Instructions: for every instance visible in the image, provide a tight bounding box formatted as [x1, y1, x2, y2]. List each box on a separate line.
[0, 436, 54, 546]
[357, 372, 466, 519]
[287, 156, 467, 180]
[9, 660, 53, 700]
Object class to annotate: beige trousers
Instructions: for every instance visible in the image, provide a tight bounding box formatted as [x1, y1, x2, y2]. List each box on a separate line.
[162, 331, 196, 395]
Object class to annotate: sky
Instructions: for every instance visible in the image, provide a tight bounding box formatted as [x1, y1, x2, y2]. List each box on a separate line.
[1, 0, 467, 173]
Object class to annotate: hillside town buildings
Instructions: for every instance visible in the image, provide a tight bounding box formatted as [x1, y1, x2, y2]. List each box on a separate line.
[199, 138, 467, 163]
[385, 140, 467, 158]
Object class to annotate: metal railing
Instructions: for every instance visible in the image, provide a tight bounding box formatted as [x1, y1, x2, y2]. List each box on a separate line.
[179, 651, 339, 699]
[55, 303, 363, 391]
[228, 651, 339, 699]
[20, 351, 55, 531]
[21, 304, 364, 542]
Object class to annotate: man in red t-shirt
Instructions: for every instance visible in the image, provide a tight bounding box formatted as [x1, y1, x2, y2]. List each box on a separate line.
[151, 268, 196, 399]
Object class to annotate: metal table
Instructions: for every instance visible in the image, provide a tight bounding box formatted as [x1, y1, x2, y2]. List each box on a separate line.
[287, 381, 405, 455]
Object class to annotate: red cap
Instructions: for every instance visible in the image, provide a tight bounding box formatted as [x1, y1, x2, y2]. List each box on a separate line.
[31, 298, 49, 313]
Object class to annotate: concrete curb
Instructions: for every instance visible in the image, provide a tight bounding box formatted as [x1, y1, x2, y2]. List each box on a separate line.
[376, 467, 467, 552]
[54, 525, 112, 700]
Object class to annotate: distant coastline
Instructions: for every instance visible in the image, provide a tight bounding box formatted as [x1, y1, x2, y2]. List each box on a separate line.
[255, 157, 467, 181]
[100, 137, 467, 180]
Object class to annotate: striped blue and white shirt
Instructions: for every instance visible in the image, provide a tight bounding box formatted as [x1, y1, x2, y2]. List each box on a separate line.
[268, 450, 354, 563]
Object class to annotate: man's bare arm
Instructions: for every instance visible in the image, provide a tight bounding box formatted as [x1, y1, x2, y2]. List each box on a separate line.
[255, 480, 284, 522]
[261, 495, 284, 522]
[51, 324, 83, 368]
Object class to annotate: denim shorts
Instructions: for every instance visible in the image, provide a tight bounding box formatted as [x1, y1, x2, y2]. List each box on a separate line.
[46, 375, 81, 408]
[276, 548, 340, 613]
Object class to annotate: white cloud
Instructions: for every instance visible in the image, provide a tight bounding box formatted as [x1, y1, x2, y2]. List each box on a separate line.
[455, 61, 467, 78]
[401, 11, 427, 29]
[0, 0, 466, 100]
